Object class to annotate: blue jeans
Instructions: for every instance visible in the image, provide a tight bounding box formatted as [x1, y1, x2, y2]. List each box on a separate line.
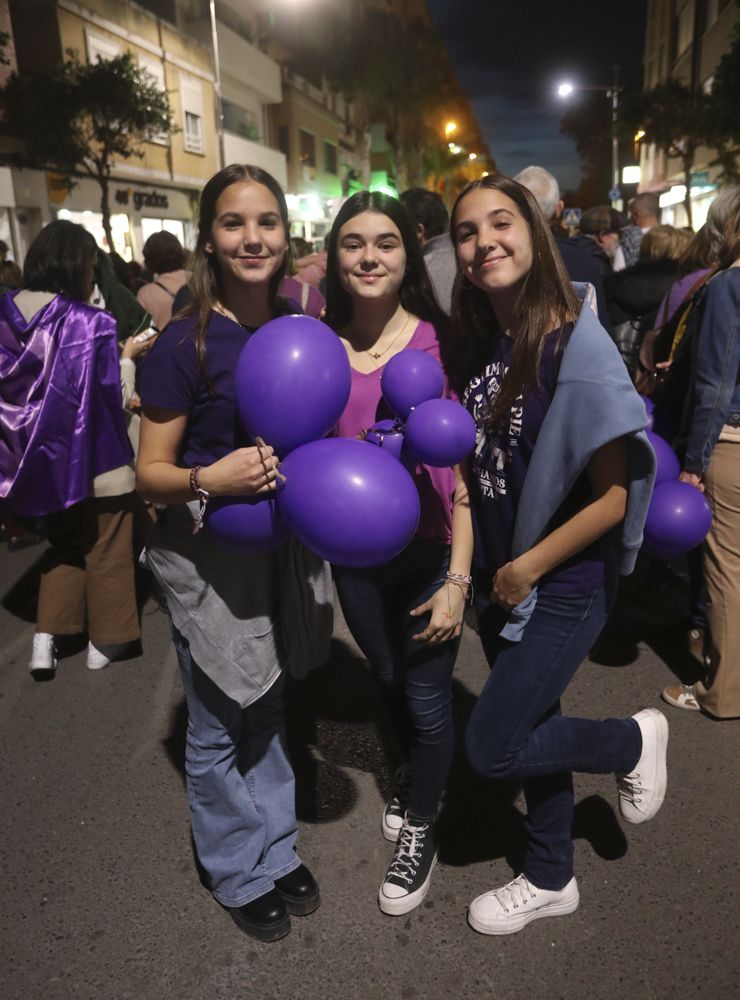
[467, 581, 641, 891]
[333, 535, 459, 820]
[172, 626, 301, 907]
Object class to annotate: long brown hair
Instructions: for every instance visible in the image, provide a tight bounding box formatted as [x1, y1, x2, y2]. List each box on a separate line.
[183, 163, 291, 381]
[449, 174, 578, 431]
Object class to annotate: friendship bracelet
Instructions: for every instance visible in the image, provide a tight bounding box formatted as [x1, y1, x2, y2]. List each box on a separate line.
[446, 571, 472, 587]
[445, 577, 474, 607]
[189, 465, 211, 534]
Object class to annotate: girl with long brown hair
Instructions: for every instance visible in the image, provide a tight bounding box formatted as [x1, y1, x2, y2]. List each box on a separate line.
[450, 175, 666, 936]
[136, 164, 319, 943]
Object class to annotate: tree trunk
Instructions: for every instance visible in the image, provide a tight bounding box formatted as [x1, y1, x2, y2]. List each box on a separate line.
[98, 171, 114, 255]
[682, 153, 693, 230]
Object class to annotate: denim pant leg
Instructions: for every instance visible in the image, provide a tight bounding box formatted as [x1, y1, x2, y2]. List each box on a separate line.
[173, 628, 300, 908]
[334, 537, 458, 819]
[467, 586, 641, 890]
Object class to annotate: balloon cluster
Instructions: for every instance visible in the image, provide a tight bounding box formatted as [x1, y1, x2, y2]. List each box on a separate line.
[205, 318, 475, 567]
[640, 396, 712, 561]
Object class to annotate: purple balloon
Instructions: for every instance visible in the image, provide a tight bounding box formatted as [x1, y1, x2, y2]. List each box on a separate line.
[404, 398, 477, 467]
[381, 349, 445, 420]
[206, 496, 291, 554]
[643, 480, 712, 560]
[647, 429, 680, 485]
[235, 315, 351, 456]
[366, 419, 405, 462]
[276, 438, 420, 567]
[639, 395, 655, 431]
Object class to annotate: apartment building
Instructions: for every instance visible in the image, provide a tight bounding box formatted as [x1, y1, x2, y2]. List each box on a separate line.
[640, 0, 739, 226]
[5, 0, 224, 260]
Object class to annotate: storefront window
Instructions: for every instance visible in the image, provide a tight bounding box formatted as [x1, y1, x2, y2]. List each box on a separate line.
[56, 208, 133, 260]
[141, 217, 186, 247]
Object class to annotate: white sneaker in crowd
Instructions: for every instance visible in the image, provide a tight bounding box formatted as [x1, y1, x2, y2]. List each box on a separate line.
[28, 632, 57, 676]
[468, 873, 579, 936]
[86, 642, 111, 671]
[616, 708, 669, 824]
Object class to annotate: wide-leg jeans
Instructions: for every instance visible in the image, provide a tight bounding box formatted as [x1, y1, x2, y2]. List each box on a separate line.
[172, 626, 301, 908]
[467, 583, 642, 891]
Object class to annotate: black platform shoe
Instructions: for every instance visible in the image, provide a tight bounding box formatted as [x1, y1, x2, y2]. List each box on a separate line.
[275, 864, 320, 916]
[226, 888, 291, 942]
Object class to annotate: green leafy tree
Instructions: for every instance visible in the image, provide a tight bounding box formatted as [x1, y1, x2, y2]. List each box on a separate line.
[705, 5, 740, 183]
[1, 52, 174, 251]
[618, 79, 711, 228]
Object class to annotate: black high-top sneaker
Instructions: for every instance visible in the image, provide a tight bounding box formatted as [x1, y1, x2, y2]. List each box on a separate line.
[378, 813, 437, 915]
[381, 764, 410, 842]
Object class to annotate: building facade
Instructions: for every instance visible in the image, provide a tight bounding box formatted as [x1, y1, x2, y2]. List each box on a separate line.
[639, 0, 739, 227]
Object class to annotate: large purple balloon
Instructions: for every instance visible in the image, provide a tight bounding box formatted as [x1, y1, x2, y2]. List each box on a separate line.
[206, 496, 291, 554]
[404, 398, 476, 467]
[235, 315, 351, 456]
[643, 480, 712, 560]
[380, 349, 445, 420]
[276, 438, 420, 567]
[646, 429, 680, 485]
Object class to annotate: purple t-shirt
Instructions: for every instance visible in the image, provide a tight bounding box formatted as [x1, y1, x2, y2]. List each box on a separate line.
[140, 310, 260, 466]
[335, 319, 456, 544]
[463, 328, 614, 595]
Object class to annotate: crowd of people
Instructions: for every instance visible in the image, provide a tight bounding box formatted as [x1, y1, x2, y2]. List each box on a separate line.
[1, 160, 738, 944]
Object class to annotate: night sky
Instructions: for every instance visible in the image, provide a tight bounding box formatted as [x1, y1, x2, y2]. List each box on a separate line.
[427, 0, 647, 192]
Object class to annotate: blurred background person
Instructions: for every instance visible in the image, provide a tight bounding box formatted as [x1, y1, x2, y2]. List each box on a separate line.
[0, 220, 151, 677]
[137, 231, 189, 332]
[400, 186, 456, 314]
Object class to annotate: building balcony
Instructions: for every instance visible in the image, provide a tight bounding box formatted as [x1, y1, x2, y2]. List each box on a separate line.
[187, 17, 281, 105]
[223, 131, 287, 189]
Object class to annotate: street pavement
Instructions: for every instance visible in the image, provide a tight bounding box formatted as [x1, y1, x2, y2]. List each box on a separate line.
[1, 538, 738, 1000]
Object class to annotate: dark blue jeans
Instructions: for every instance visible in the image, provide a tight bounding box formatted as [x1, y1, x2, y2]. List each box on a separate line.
[467, 579, 642, 891]
[333, 536, 459, 820]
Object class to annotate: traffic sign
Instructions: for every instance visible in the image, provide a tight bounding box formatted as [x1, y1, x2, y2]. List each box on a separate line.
[608, 187, 622, 201]
[562, 207, 581, 227]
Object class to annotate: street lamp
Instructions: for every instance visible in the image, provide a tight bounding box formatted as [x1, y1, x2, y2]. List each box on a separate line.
[557, 67, 621, 208]
[444, 121, 458, 138]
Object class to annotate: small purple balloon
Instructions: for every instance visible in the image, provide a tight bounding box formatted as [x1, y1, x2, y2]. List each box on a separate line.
[404, 398, 477, 468]
[643, 480, 712, 560]
[235, 315, 351, 456]
[646, 429, 680, 485]
[206, 496, 291, 554]
[639, 395, 655, 431]
[366, 419, 405, 462]
[380, 349, 445, 420]
[276, 438, 420, 567]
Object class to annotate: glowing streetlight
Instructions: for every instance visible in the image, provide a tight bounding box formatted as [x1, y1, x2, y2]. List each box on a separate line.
[557, 82, 574, 98]
[468, 152, 477, 161]
[444, 121, 458, 138]
[556, 69, 622, 207]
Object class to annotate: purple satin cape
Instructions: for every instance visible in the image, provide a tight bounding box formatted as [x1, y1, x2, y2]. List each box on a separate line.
[0, 292, 134, 517]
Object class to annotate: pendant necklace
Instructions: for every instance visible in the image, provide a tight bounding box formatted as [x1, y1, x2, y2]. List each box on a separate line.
[366, 312, 411, 361]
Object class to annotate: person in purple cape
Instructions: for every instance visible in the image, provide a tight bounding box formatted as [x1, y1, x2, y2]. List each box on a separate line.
[136, 164, 321, 943]
[0, 221, 147, 676]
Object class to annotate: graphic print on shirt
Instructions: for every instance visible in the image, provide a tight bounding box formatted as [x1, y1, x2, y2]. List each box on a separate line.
[462, 359, 522, 500]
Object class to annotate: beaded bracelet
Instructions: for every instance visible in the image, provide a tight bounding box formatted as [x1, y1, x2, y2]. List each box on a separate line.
[446, 571, 472, 587]
[189, 465, 210, 534]
[445, 571, 474, 606]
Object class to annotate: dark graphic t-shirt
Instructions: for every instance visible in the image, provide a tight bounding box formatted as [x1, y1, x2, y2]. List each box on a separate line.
[463, 328, 614, 595]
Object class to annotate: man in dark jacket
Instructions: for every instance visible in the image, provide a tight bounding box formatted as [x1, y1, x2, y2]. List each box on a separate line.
[514, 167, 611, 333]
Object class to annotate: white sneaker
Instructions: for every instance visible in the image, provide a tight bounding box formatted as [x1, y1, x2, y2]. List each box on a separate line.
[86, 642, 110, 671]
[616, 708, 669, 824]
[468, 874, 579, 936]
[28, 632, 57, 675]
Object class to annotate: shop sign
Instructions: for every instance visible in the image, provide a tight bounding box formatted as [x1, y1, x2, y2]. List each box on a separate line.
[114, 187, 170, 211]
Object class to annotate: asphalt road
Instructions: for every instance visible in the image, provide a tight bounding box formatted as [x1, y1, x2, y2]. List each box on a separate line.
[1, 538, 738, 1000]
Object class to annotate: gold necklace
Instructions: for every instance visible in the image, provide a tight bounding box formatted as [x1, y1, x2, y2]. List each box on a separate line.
[365, 312, 412, 361]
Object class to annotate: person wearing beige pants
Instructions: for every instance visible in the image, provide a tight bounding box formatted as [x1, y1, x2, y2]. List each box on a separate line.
[694, 437, 740, 718]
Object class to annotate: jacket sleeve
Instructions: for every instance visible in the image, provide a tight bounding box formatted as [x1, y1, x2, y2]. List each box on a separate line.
[684, 272, 740, 475]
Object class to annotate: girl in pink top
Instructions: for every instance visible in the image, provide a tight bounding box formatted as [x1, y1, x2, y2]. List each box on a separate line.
[325, 191, 473, 916]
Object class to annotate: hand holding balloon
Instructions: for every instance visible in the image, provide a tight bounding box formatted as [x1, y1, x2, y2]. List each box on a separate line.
[198, 444, 279, 497]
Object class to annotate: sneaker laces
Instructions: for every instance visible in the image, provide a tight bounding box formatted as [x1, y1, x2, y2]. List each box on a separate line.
[490, 875, 538, 913]
[617, 771, 643, 805]
[386, 822, 429, 885]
